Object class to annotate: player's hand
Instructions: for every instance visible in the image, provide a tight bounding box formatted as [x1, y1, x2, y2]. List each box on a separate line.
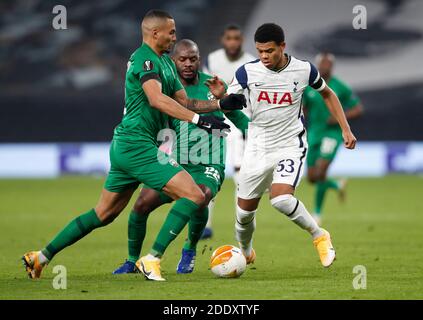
[195, 115, 231, 136]
[343, 130, 357, 149]
[205, 76, 226, 99]
[218, 94, 247, 110]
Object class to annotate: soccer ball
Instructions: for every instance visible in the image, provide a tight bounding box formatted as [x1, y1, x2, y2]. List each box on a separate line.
[210, 245, 246, 278]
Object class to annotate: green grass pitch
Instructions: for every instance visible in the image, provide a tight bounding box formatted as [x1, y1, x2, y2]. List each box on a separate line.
[0, 175, 422, 299]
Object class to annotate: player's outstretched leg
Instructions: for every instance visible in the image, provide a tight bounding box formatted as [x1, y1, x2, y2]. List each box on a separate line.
[176, 207, 208, 274]
[137, 171, 206, 281]
[177, 184, 214, 274]
[23, 188, 134, 279]
[200, 199, 215, 239]
[235, 198, 259, 264]
[113, 188, 169, 274]
[270, 184, 335, 267]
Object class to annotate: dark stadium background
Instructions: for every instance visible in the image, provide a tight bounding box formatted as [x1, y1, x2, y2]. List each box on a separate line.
[1, 0, 422, 144]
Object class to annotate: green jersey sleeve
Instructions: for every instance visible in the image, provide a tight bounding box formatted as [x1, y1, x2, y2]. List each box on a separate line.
[131, 54, 161, 86]
[226, 110, 250, 133]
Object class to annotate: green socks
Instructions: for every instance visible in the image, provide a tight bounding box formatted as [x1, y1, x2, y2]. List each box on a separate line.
[184, 207, 209, 251]
[315, 179, 339, 215]
[128, 211, 148, 263]
[151, 198, 200, 257]
[42, 209, 104, 261]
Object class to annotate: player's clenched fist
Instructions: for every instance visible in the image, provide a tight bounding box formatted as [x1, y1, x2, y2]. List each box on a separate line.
[342, 130, 357, 149]
[218, 94, 247, 110]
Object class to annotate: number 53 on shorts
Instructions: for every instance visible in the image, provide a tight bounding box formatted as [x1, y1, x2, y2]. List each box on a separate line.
[273, 151, 306, 187]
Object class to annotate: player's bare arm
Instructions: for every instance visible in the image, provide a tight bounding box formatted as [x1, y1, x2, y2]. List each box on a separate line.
[319, 86, 357, 149]
[174, 86, 246, 112]
[173, 88, 220, 112]
[143, 79, 199, 121]
[143, 79, 230, 133]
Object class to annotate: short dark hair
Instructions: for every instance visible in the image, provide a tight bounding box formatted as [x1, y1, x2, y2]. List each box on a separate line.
[172, 39, 200, 56]
[143, 9, 173, 20]
[254, 23, 285, 44]
[222, 23, 242, 35]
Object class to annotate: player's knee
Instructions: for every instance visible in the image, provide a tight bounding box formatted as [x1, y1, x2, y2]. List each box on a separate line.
[307, 169, 320, 183]
[202, 188, 213, 206]
[133, 197, 152, 216]
[236, 205, 256, 224]
[271, 194, 298, 216]
[188, 188, 206, 207]
[96, 209, 120, 226]
[316, 170, 326, 181]
[307, 172, 318, 183]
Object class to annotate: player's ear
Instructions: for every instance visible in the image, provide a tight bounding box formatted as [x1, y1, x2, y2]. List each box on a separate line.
[280, 41, 286, 51]
[152, 27, 160, 40]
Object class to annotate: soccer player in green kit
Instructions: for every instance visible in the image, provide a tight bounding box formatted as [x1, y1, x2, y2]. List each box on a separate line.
[112, 39, 250, 277]
[303, 52, 363, 226]
[22, 10, 246, 281]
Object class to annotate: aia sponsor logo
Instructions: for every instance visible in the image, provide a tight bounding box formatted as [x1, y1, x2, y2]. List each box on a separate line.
[257, 91, 293, 105]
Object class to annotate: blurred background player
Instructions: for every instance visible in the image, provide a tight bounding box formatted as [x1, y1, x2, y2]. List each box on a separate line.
[201, 24, 256, 239]
[303, 52, 364, 226]
[113, 39, 249, 275]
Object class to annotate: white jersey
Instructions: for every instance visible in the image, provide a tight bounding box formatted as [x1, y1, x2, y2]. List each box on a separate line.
[204, 48, 256, 173]
[227, 55, 326, 152]
[203, 48, 256, 84]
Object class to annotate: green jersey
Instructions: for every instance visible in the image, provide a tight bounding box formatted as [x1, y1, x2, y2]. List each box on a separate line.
[303, 76, 359, 144]
[114, 43, 184, 143]
[169, 72, 249, 168]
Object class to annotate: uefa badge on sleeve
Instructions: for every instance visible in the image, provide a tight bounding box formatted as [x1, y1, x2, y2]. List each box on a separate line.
[143, 60, 154, 71]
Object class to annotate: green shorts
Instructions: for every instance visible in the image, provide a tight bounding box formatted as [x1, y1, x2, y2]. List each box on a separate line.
[104, 139, 183, 193]
[307, 135, 342, 167]
[143, 163, 225, 202]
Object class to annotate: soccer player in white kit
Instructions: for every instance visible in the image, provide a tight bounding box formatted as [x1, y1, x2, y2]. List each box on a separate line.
[202, 24, 256, 239]
[229, 23, 357, 267]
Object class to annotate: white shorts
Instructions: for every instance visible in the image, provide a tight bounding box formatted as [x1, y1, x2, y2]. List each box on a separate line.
[237, 138, 308, 200]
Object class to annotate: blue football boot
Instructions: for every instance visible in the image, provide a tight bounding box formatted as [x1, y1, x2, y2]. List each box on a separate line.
[176, 249, 196, 274]
[200, 227, 213, 240]
[112, 260, 139, 274]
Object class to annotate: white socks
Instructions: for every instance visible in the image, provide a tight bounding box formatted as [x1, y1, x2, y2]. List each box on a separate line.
[205, 198, 215, 229]
[271, 194, 323, 239]
[38, 251, 49, 265]
[145, 253, 160, 261]
[235, 205, 257, 256]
